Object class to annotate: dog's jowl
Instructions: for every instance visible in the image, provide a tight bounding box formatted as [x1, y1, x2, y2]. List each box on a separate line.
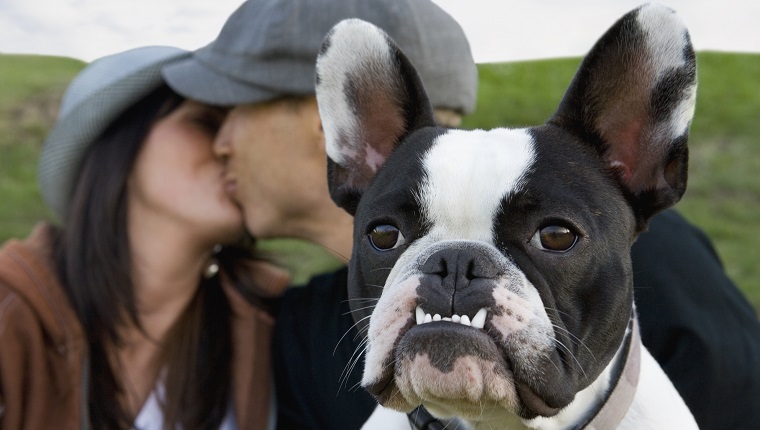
[316, 4, 699, 429]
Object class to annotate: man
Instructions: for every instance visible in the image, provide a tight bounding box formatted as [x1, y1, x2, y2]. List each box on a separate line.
[163, 0, 760, 429]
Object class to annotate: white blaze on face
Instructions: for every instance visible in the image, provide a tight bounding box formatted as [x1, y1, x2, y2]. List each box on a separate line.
[418, 128, 536, 244]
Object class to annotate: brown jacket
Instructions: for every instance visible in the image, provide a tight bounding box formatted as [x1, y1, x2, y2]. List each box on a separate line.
[0, 224, 289, 429]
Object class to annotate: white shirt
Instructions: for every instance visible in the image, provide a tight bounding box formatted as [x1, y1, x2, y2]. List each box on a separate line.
[133, 382, 236, 430]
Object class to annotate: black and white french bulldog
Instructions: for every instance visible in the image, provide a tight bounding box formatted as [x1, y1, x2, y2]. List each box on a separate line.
[315, 4, 699, 429]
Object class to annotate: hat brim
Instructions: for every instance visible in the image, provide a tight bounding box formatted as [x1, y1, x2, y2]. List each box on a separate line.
[39, 47, 189, 222]
[163, 56, 281, 106]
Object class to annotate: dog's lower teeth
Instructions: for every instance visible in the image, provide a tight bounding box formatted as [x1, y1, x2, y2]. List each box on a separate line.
[415, 306, 487, 329]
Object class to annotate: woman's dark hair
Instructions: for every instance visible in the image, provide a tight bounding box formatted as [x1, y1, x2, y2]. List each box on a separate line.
[51, 84, 259, 429]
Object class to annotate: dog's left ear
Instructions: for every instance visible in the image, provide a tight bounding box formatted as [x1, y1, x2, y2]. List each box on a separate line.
[315, 19, 436, 215]
[551, 4, 697, 229]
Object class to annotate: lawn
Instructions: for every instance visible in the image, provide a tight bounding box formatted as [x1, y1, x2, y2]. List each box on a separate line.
[1, 51, 759, 310]
[0, 54, 85, 241]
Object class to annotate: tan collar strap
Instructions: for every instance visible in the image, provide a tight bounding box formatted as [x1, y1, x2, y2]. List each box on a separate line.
[582, 314, 641, 430]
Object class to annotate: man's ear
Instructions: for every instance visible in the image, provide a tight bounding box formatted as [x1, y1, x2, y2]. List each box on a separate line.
[303, 97, 326, 152]
[550, 4, 697, 229]
[315, 19, 436, 215]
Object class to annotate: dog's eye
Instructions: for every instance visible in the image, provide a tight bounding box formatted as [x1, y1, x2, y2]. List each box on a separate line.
[530, 225, 578, 252]
[368, 224, 406, 251]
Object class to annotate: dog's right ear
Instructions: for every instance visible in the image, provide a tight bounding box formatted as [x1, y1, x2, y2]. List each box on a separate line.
[315, 19, 436, 215]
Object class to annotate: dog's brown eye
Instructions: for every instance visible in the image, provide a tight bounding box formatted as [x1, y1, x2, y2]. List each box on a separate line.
[530, 225, 578, 252]
[368, 224, 406, 251]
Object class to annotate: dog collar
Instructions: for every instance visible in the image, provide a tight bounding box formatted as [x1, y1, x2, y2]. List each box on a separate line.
[581, 314, 642, 430]
[407, 406, 447, 430]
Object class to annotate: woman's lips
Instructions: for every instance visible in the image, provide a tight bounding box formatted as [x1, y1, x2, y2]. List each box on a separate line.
[226, 181, 238, 198]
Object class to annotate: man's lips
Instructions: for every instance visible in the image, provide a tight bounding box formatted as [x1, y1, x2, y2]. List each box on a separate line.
[222, 176, 237, 196]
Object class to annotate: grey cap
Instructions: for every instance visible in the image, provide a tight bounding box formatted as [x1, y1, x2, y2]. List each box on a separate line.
[163, 0, 477, 114]
[38, 46, 190, 222]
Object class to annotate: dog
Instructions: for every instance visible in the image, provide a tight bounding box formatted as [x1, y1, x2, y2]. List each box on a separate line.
[315, 4, 700, 429]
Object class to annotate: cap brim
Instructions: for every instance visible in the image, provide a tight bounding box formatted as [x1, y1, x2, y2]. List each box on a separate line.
[163, 56, 280, 106]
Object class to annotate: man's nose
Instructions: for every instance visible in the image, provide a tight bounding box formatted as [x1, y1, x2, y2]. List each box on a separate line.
[213, 120, 232, 158]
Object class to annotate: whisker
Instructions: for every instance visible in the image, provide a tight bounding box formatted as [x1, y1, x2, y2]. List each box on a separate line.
[333, 314, 372, 354]
[343, 304, 377, 316]
[550, 323, 597, 362]
[339, 338, 370, 390]
[352, 324, 370, 343]
[347, 379, 364, 392]
[338, 337, 369, 390]
[553, 337, 588, 380]
[342, 298, 380, 303]
[544, 306, 580, 323]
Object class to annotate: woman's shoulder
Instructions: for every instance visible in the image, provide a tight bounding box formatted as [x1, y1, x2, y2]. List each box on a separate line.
[0, 223, 83, 347]
[0, 223, 55, 306]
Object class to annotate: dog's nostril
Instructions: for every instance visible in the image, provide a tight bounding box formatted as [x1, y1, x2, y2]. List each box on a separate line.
[465, 260, 476, 281]
[423, 256, 448, 277]
[438, 258, 448, 277]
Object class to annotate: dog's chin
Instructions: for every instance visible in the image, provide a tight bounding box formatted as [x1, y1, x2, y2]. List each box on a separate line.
[365, 322, 561, 420]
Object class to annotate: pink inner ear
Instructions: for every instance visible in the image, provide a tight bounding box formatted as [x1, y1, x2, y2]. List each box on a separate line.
[605, 116, 680, 198]
[355, 81, 406, 174]
[364, 144, 386, 172]
[604, 119, 643, 185]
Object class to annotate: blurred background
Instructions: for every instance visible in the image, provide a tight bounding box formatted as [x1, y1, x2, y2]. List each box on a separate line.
[1, 1, 759, 310]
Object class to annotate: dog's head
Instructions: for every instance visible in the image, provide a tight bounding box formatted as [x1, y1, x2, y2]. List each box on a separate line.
[315, 4, 696, 424]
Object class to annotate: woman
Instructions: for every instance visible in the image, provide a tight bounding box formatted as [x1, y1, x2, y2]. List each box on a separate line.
[0, 46, 288, 429]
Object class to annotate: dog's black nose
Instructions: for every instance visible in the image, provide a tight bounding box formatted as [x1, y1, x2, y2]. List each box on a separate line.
[417, 246, 503, 316]
[422, 247, 499, 289]
[418, 246, 502, 321]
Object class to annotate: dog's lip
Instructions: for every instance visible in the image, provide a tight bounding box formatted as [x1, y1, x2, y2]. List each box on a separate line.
[516, 382, 562, 417]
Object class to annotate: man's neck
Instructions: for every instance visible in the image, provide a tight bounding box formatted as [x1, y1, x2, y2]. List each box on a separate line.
[308, 208, 354, 263]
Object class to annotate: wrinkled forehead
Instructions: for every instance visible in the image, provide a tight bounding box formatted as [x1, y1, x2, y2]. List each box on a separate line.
[416, 128, 536, 243]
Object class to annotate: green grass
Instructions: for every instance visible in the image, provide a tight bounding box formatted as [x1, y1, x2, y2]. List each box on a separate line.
[1, 52, 759, 309]
[0, 54, 85, 240]
[676, 54, 760, 302]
